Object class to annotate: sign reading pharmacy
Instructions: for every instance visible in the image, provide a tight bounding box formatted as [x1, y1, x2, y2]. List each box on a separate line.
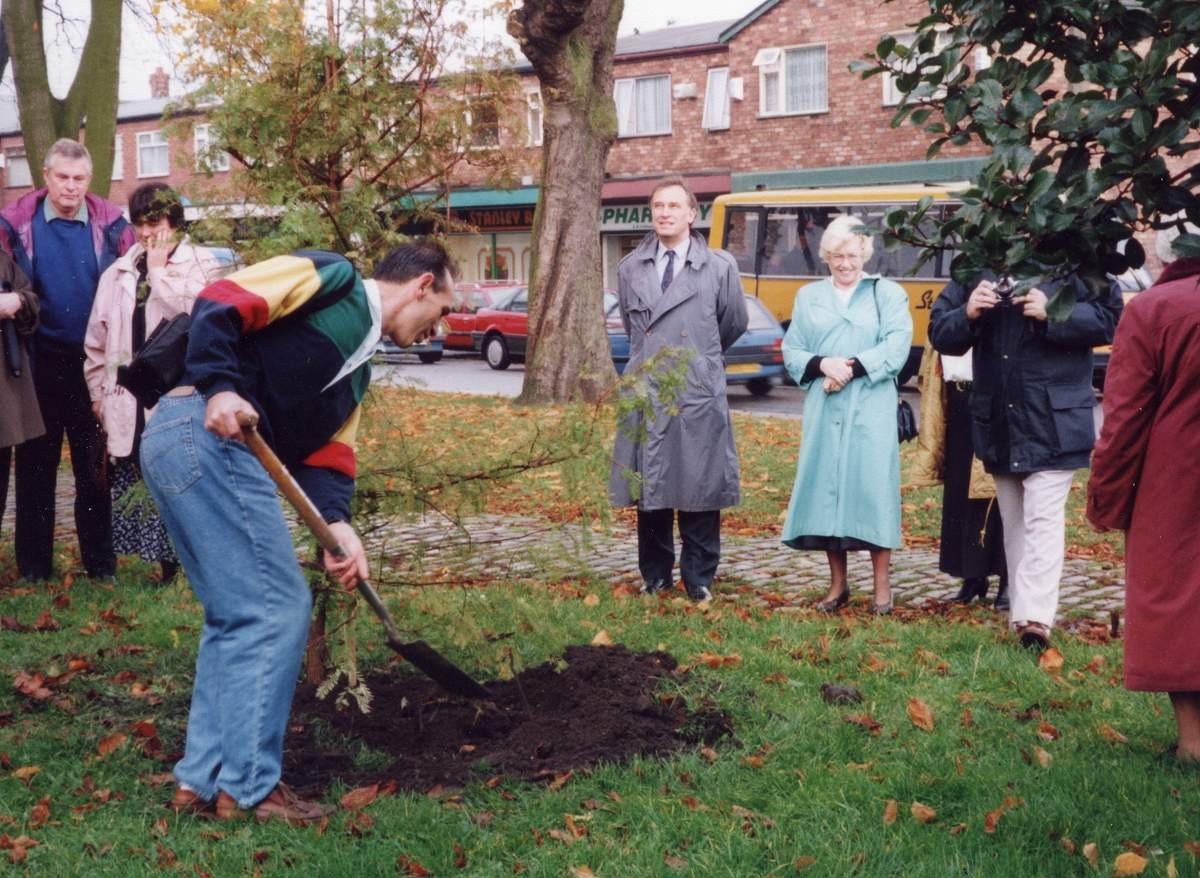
[600, 202, 714, 232]
[453, 201, 714, 233]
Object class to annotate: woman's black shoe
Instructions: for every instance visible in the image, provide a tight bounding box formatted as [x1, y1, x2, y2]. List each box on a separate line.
[951, 577, 988, 604]
[993, 576, 1010, 612]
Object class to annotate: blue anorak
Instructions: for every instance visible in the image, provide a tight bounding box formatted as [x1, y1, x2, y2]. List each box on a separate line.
[780, 277, 912, 549]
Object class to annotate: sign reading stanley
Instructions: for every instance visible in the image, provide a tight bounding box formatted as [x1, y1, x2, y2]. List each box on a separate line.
[455, 207, 538, 232]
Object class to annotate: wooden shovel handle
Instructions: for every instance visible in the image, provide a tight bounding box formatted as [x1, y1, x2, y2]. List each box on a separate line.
[234, 411, 409, 641]
[235, 411, 342, 556]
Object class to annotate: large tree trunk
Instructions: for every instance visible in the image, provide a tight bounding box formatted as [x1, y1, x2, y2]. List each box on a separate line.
[509, 0, 621, 404]
[3, 0, 122, 193]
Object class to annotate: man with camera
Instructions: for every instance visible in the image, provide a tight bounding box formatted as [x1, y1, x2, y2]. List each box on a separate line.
[929, 271, 1122, 650]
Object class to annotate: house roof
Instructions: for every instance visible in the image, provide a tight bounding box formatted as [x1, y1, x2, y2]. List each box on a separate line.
[0, 95, 176, 139]
[718, 0, 782, 42]
[614, 19, 739, 57]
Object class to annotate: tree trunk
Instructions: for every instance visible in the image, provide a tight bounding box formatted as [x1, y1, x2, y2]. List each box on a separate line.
[3, 0, 122, 193]
[304, 592, 332, 685]
[509, 0, 622, 404]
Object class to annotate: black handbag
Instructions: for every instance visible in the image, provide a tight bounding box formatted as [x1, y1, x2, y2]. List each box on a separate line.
[870, 280, 918, 444]
[116, 312, 191, 409]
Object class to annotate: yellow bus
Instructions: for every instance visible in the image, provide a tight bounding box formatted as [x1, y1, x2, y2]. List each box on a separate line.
[708, 185, 965, 383]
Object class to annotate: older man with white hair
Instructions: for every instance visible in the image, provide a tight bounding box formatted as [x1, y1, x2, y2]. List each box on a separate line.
[0, 139, 135, 583]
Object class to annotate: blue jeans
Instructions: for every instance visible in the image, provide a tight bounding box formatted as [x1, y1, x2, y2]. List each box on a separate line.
[141, 392, 312, 807]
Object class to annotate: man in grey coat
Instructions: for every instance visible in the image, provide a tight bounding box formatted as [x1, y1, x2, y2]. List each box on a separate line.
[609, 176, 748, 603]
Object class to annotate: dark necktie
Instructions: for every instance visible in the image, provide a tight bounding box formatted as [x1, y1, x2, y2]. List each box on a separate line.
[661, 249, 675, 293]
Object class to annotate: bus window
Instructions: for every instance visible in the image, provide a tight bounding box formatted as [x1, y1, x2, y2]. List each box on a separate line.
[762, 208, 822, 276]
[724, 207, 762, 274]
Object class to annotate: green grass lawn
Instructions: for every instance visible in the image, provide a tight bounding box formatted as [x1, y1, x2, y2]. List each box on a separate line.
[0, 389, 1171, 876]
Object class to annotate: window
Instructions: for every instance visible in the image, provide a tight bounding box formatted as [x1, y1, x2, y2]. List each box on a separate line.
[755, 44, 827, 116]
[882, 30, 953, 106]
[194, 124, 230, 172]
[111, 135, 123, 180]
[702, 67, 731, 131]
[526, 91, 543, 147]
[466, 102, 500, 149]
[5, 150, 31, 188]
[613, 74, 671, 137]
[136, 130, 170, 177]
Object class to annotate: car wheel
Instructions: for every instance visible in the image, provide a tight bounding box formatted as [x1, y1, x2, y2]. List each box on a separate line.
[418, 351, 443, 364]
[746, 377, 772, 397]
[483, 334, 511, 370]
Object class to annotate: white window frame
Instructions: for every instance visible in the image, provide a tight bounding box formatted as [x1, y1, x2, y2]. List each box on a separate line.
[110, 134, 123, 181]
[702, 67, 731, 131]
[193, 123, 231, 172]
[5, 150, 32, 188]
[525, 90, 543, 147]
[882, 30, 953, 107]
[464, 100, 500, 150]
[613, 73, 672, 138]
[755, 43, 828, 117]
[136, 130, 170, 178]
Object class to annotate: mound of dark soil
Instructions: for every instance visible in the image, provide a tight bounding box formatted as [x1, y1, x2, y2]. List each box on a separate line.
[284, 644, 733, 792]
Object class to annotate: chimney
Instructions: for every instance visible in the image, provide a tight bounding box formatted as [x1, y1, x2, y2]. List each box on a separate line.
[149, 66, 170, 99]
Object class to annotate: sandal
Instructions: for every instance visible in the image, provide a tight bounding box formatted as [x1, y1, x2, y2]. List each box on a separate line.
[1015, 621, 1051, 651]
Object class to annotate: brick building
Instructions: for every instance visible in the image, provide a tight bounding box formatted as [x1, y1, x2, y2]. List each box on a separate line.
[439, 0, 990, 284]
[0, 67, 233, 213]
[0, 0, 993, 283]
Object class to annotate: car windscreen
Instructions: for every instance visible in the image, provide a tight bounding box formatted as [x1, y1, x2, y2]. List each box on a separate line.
[745, 296, 779, 331]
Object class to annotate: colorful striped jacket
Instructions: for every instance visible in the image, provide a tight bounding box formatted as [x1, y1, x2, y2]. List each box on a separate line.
[184, 250, 379, 522]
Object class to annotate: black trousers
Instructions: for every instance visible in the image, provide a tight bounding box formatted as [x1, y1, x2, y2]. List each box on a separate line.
[0, 445, 10, 527]
[636, 507, 721, 590]
[15, 346, 113, 580]
[938, 383, 1006, 580]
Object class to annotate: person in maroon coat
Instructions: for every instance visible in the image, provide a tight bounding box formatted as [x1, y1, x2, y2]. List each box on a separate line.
[1087, 223, 1200, 764]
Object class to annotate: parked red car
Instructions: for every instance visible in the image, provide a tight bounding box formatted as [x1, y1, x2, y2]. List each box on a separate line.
[446, 282, 527, 351]
[472, 286, 531, 369]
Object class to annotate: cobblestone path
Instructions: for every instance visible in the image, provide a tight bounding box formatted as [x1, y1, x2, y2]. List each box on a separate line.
[5, 473, 1125, 619]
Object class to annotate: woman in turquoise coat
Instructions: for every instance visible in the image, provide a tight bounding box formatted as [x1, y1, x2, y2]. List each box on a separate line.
[780, 215, 913, 613]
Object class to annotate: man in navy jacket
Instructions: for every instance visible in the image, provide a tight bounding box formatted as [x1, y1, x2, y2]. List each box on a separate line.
[930, 271, 1121, 649]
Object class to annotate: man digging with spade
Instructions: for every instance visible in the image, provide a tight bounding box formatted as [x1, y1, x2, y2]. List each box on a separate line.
[141, 243, 457, 823]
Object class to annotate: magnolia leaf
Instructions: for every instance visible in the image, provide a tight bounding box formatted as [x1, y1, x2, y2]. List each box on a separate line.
[911, 802, 937, 824]
[907, 698, 935, 732]
[1113, 851, 1148, 875]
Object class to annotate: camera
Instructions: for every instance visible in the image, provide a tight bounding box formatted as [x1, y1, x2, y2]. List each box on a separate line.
[994, 275, 1016, 307]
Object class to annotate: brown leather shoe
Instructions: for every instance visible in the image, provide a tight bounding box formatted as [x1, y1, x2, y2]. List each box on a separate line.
[167, 785, 213, 816]
[216, 784, 333, 825]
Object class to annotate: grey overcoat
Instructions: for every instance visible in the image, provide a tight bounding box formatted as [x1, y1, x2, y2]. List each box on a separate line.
[608, 230, 748, 511]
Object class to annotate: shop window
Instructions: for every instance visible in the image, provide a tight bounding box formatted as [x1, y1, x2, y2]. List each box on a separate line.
[5, 150, 31, 188]
[137, 130, 170, 177]
[478, 247, 514, 280]
[755, 44, 827, 116]
[613, 74, 671, 137]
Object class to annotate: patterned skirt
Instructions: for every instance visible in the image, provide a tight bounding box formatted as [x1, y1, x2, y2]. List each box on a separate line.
[111, 457, 178, 565]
